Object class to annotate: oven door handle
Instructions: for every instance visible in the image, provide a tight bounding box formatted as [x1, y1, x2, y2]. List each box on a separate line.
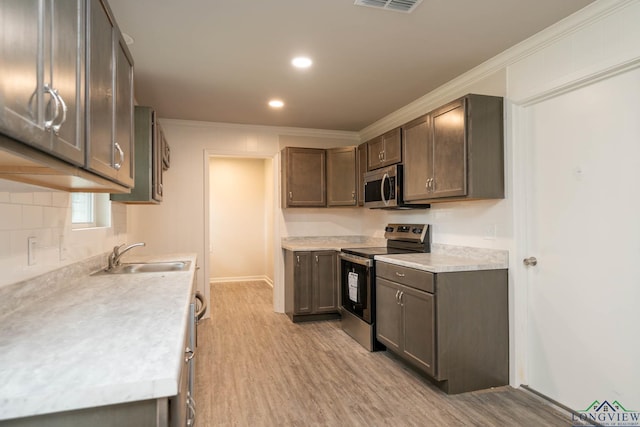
[339, 252, 374, 267]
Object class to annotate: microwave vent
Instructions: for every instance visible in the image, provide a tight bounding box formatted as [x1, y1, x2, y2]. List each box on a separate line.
[354, 0, 424, 13]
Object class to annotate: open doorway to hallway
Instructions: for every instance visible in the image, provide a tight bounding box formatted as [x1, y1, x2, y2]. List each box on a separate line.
[208, 156, 275, 287]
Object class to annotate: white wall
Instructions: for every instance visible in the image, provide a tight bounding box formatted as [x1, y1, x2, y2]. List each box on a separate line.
[0, 179, 129, 288]
[209, 157, 272, 283]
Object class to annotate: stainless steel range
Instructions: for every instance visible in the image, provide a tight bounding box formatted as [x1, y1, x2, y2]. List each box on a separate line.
[339, 224, 431, 351]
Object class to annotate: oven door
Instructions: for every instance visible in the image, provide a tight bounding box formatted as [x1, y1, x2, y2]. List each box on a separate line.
[339, 252, 373, 324]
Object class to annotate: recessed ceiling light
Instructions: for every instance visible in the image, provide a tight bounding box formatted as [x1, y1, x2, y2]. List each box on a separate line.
[268, 99, 284, 108]
[291, 57, 312, 69]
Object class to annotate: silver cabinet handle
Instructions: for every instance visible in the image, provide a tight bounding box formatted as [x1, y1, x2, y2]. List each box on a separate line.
[114, 142, 124, 170]
[195, 291, 207, 320]
[51, 90, 67, 135]
[289, 191, 293, 200]
[395, 290, 400, 303]
[399, 291, 404, 306]
[426, 178, 434, 191]
[351, 190, 356, 200]
[296, 255, 300, 264]
[185, 347, 195, 362]
[395, 272, 405, 278]
[523, 257, 538, 266]
[315, 255, 319, 263]
[43, 84, 60, 131]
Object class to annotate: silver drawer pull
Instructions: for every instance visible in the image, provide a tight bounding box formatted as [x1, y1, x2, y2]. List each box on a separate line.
[395, 272, 405, 277]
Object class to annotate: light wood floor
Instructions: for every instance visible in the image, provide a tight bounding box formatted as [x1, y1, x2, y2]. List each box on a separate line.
[195, 281, 578, 426]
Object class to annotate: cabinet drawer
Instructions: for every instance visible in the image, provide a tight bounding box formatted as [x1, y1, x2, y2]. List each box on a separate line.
[376, 262, 434, 293]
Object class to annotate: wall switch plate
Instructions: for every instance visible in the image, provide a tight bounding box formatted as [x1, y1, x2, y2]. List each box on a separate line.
[28, 237, 37, 265]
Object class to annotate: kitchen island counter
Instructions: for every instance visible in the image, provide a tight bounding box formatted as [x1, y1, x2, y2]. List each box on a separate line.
[0, 253, 197, 422]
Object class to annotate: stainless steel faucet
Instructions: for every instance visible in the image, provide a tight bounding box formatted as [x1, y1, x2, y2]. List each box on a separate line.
[108, 242, 146, 270]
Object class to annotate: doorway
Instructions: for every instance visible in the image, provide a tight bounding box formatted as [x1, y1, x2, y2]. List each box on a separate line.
[520, 66, 640, 410]
[208, 156, 275, 287]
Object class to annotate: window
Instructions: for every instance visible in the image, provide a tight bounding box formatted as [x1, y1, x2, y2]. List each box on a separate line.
[71, 193, 111, 229]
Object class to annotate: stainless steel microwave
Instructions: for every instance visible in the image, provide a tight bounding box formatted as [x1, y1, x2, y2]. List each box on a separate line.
[363, 164, 430, 209]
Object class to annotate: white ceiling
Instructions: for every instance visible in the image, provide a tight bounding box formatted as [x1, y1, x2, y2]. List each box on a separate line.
[107, 0, 594, 132]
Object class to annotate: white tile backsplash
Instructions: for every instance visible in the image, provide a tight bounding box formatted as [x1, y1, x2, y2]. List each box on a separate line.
[0, 204, 22, 230]
[22, 205, 44, 229]
[0, 181, 129, 288]
[9, 192, 34, 205]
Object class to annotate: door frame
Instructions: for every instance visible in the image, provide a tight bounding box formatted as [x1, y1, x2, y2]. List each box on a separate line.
[202, 150, 284, 313]
[510, 60, 640, 389]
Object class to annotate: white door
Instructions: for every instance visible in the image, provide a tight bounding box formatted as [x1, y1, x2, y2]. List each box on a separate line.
[524, 66, 640, 411]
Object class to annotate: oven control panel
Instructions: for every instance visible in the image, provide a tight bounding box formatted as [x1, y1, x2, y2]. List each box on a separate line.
[384, 223, 429, 243]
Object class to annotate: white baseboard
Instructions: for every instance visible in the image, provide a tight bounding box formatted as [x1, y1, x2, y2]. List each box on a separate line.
[210, 275, 273, 288]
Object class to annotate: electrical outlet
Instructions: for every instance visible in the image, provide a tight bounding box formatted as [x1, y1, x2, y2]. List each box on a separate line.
[28, 237, 37, 265]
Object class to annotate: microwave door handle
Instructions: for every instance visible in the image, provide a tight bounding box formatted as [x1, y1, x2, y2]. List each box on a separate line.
[381, 173, 390, 206]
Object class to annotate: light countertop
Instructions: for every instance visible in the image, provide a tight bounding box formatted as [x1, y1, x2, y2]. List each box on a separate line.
[282, 237, 509, 273]
[375, 251, 508, 273]
[0, 253, 197, 421]
[281, 236, 387, 251]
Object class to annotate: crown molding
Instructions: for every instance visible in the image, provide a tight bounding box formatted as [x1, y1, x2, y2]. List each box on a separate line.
[160, 118, 360, 141]
[358, 0, 635, 141]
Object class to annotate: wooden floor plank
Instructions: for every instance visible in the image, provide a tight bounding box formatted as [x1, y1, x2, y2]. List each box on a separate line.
[195, 281, 579, 426]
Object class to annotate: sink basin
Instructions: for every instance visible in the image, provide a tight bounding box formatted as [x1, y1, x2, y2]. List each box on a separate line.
[94, 261, 191, 275]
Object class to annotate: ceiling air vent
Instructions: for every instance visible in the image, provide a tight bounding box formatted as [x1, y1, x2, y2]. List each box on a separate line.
[354, 0, 424, 13]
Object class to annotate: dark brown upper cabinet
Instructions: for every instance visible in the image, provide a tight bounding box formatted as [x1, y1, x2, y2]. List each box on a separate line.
[0, 0, 85, 166]
[367, 127, 402, 171]
[86, 0, 134, 188]
[402, 94, 504, 204]
[0, 0, 135, 193]
[327, 147, 357, 207]
[281, 147, 327, 208]
[111, 106, 167, 204]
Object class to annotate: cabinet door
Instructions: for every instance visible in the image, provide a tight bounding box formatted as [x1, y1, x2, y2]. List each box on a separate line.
[86, 0, 115, 179]
[357, 142, 367, 206]
[381, 127, 402, 166]
[431, 99, 466, 198]
[366, 136, 383, 170]
[154, 122, 165, 201]
[313, 251, 337, 313]
[283, 147, 326, 207]
[0, 0, 84, 165]
[293, 252, 312, 314]
[113, 32, 134, 187]
[49, 0, 84, 165]
[402, 114, 432, 202]
[327, 147, 356, 206]
[401, 285, 436, 377]
[375, 278, 402, 352]
[0, 0, 41, 147]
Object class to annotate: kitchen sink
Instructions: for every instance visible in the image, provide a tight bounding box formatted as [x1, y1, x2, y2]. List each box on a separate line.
[93, 261, 191, 275]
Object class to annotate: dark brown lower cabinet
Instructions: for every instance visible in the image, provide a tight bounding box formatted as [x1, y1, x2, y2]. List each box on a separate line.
[376, 262, 508, 394]
[284, 250, 339, 322]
